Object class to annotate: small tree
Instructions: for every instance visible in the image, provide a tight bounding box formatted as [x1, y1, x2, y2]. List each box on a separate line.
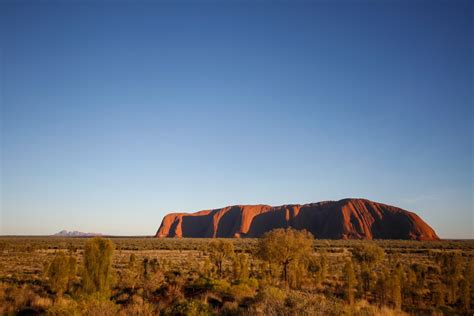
[139, 257, 164, 297]
[343, 258, 356, 305]
[256, 228, 314, 287]
[432, 280, 446, 308]
[142, 257, 150, 281]
[232, 256, 241, 280]
[82, 237, 115, 295]
[128, 253, 137, 269]
[390, 264, 403, 310]
[351, 243, 384, 267]
[149, 258, 159, 273]
[203, 257, 212, 278]
[239, 254, 250, 281]
[375, 267, 390, 306]
[459, 277, 470, 312]
[352, 243, 384, 298]
[47, 252, 70, 295]
[208, 239, 235, 278]
[437, 252, 463, 304]
[358, 263, 376, 296]
[232, 253, 249, 281]
[308, 252, 327, 286]
[67, 256, 77, 290]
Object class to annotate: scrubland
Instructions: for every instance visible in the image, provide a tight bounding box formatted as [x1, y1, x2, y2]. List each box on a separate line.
[0, 232, 472, 315]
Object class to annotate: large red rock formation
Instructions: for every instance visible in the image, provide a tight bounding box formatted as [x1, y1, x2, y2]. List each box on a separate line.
[155, 198, 439, 240]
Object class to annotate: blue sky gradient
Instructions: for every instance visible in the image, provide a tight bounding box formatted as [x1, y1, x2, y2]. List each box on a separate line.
[1, 0, 472, 238]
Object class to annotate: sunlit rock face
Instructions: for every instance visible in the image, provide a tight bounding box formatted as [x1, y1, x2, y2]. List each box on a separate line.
[155, 198, 439, 240]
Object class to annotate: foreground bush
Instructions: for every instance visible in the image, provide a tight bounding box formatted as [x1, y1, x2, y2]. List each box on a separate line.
[82, 237, 115, 295]
[256, 228, 314, 286]
[207, 240, 234, 278]
[46, 252, 76, 295]
[163, 299, 214, 316]
[47, 295, 119, 316]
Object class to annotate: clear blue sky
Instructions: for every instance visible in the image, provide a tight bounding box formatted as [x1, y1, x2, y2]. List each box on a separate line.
[1, 0, 472, 238]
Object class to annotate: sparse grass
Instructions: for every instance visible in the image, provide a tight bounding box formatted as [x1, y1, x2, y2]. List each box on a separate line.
[0, 236, 472, 315]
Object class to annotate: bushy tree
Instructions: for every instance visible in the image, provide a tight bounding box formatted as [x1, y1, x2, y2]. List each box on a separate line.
[351, 243, 385, 267]
[128, 253, 136, 269]
[351, 243, 384, 298]
[203, 257, 212, 278]
[232, 253, 249, 281]
[389, 264, 403, 310]
[67, 256, 77, 290]
[432, 281, 446, 308]
[374, 267, 390, 306]
[207, 239, 234, 278]
[463, 260, 474, 311]
[437, 252, 463, 304]
[140, 257, 164, 297]
[82, 237, 115, 295]
[358, 263, 376, 296]
[289, 260, 308, 289]
[307, 252, 327, 286]
[405, 267, 418, 305]
[142, 257, 149, 280]
[342, 258, 356, 305]
[149, 258, 159, 273]
[47, 252, 71, 294]
[163, 299, 212, 316]
[256, 228, 314, 287]
[459, 277, 470, 311]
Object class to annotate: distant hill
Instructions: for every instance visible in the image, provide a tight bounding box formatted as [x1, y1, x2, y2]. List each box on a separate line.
[156, 198, 439, 240]
[54, 230, 102, 237]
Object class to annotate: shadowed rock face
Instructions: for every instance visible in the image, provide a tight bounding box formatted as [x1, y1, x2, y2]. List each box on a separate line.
[155, 199, 439, 240]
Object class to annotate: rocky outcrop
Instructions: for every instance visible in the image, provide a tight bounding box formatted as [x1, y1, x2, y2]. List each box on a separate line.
[54, 230, 102, 237]
[155, 198, 439, 240]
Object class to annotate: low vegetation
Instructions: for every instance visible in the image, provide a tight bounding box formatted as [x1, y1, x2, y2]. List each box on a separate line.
[0, 231, 472, 315]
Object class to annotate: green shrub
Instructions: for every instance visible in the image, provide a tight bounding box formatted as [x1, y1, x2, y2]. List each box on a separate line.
[118, 300, 155, 316]
[46, 297, 81, 316]
[82, 238, 115, 295]
[228, 283, 255, 300]
[80, 295, 119, 316]
[351, 243, 385, 266]
[46, 252, 70, 294]
[163, 299, 214, 316]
